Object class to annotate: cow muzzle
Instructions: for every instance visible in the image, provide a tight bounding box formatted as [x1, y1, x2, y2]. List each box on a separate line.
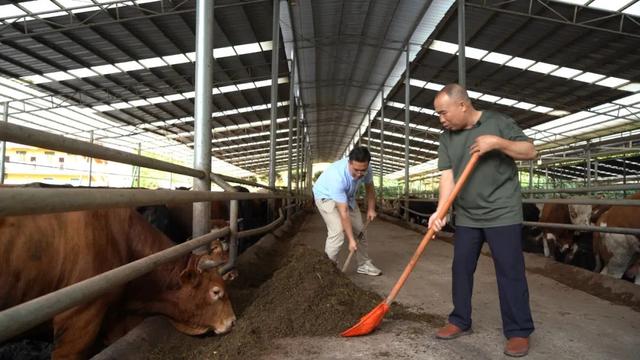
[169, 320, 211, 336]
[213, 316, 236, 334]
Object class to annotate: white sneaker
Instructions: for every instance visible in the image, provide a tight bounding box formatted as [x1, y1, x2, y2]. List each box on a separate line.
[357, 261, 382, 276]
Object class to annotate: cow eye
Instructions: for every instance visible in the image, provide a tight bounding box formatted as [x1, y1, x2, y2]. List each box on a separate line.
[209, 286, 224, 301]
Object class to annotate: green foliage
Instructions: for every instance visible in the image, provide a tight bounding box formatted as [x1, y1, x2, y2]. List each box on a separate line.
[313, 170, 323, 183]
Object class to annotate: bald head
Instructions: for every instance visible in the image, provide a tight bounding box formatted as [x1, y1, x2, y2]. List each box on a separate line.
[436, 83, 471, 104]
[433, 83, 481, 131]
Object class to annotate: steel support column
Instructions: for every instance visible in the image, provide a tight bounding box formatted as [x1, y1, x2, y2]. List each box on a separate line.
[586, 142, 592, 193]
[286, 56, 295, 218]
[367, 113, 371, 148]
[296, 101, 302, 198]
[458, 0, 466, 87]
[528, 160, 534, 198]
[306, 145, 312, 195]
[136, 143, 142, 187]
[0, 102, 8, 185]
[404, 47, 410, 221]
[268, 0, 281, 188]
[301, 129, 306, 193]
[88, 131, 94, 187]
[192, 0, 214, 244]
[379, 91, 384, 200]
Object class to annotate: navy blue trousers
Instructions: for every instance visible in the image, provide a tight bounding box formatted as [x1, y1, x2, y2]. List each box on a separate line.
[449, 224, 535, 339]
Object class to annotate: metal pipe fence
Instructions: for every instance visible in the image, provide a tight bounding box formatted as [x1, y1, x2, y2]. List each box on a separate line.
[390, 198, 640, 236]
[0, 88, 309, 348]
[522, 221, 640, 236]
[0, 227, 229, 343]
[391, 196, 640, 207]
[0, 122, 205, 179]
[522, 198, 640, 206]
[0, 188, 296, 217]
[524, 184, 640, 194]
[236, 208, 286, 240]
[0, 188, 302, 342]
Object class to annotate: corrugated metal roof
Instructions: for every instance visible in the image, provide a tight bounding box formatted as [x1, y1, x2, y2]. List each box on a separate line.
[0, 0, 638, 181]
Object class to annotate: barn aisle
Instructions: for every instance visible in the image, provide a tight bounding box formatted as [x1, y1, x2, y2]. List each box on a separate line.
[261, 212, 640, 360]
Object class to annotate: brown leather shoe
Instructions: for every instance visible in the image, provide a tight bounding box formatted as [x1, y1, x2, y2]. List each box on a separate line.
[504, 337, 529, 357]
[435, 323, 472, 340]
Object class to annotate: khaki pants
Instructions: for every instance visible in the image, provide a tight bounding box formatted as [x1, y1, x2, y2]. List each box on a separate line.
[315, 198, 371, 266]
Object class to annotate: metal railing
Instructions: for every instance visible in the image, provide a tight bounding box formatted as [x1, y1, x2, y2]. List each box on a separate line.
[0, 187, 291, 217]
[383, 195, 640, 236]
[0, 121, 204, 179]
[522, 198, 640, 206]
[525, 184, 640, 194]
[522, 221, 640, 236]
[0, 227, 228, 343]
[397, 204, 434, 218]
[0, 120, 309, 342]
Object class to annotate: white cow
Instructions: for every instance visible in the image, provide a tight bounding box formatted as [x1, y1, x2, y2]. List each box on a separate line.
[593, 193, 640, 284]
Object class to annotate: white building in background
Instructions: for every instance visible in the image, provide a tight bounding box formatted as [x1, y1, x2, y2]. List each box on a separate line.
[2, 143, 140, 187]
[1, 143, 255, 189]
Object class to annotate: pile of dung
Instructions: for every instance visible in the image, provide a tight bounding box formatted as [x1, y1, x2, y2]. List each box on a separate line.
[148, 242, 444, 360]
[0, 339, 51, 360]
[229, 244, 382, 337]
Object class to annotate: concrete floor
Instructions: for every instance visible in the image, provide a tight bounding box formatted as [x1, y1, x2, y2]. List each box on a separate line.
[260, 212, 640, 360]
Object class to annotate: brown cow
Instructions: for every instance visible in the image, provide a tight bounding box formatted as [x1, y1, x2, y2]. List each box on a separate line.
[539, 203, 573, 259]
[593, 192, 640, 283]
[0, 208, 235, 359]
[101, 236, 232, 345]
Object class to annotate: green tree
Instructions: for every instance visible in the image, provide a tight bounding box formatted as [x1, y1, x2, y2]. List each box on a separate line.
[313, 170, 323, 184]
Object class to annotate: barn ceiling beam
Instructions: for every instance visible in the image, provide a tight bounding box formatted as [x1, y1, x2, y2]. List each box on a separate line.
[0, 0, 269, 41]
[466, 0, 640, 39]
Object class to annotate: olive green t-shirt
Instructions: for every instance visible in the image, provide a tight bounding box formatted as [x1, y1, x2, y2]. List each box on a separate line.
[437, 111, 529, 227]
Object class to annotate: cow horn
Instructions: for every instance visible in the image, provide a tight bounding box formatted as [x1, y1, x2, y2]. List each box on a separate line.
[198, 259, 224, 271]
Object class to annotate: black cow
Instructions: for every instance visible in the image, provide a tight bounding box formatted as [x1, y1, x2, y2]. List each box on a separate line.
[398, 197, 437, 225]
[397, 197, 455, 232]
[137, 186, 269, 254]
[521, 203, 543, 253]
[566, 231, 596, 271]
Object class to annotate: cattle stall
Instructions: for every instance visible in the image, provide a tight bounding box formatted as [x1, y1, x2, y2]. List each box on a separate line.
[0, 117, 309, 358]
[377, 183, 640, 285]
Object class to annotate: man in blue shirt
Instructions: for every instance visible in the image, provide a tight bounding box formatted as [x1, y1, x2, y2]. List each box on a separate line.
[313, 146, 382, 276]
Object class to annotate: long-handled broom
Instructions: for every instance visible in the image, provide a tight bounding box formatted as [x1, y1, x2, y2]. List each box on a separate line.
[341, 152, 480, 337]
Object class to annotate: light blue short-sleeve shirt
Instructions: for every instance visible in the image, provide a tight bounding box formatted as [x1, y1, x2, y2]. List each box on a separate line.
[313, 158, 373, 209]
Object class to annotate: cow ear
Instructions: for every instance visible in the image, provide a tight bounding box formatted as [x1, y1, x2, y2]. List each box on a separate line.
[179, 268, 200, 286]
[180, 255, 199, 286]
[210, 241, 222, 255]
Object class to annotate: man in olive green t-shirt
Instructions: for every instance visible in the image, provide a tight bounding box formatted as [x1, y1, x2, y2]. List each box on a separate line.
[428, 84, 537, 358]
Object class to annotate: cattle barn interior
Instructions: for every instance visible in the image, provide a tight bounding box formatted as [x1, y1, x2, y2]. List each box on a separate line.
[0, 1, 639, 359]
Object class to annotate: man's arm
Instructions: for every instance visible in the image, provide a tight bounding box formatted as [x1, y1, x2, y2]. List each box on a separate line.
[428, 169, 454, 231]
[471, 135, 536, 160]
[336, 202, 358, 252]
[364, 183, 377, 222]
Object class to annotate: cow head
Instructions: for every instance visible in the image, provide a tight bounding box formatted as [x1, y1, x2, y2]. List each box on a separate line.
[169, 253, 236, 335]
[541, 229, 575, 262]
[207, 228, 238, 282]
[568, 204, 592, 228]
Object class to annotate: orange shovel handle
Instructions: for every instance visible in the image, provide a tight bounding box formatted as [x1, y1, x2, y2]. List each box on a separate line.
[384, 152, 480, 304]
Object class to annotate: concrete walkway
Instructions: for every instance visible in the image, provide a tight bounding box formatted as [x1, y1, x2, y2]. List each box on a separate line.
[260, 212, 640, 360]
